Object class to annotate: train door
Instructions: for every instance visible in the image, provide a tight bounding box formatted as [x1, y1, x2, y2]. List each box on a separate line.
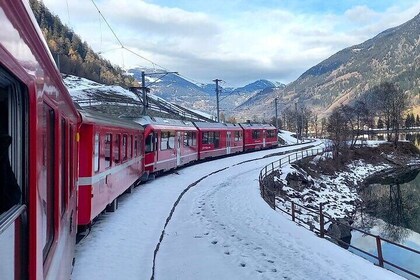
[226, 132, 231, 154]
[0, 67, 28, 280]
[263, 129, 266, 148]
[176, 131, 181, 166]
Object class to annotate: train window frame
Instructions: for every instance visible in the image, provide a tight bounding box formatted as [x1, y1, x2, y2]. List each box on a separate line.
[60, 118, 67, 216]
[94, 133, 100, 173]
[104, 133, 112, 168]
[134, 135, 138, 156]
[191, 132, 197, 146]
[41, 103, 55, 262]
[160, 131, 169, 151]
[168, 131, 175, 149]
[202, 131, 209, 144]
[234, 131, 242, 141]
[214, 132, 220, 148]
[145, 133, 155, 153]
[114, 134, 121, 164]
[128, 135, 132, 159]
[69, 126, 75, 192]
[122, 134, 127, 161]
[252, 130, 261, 139]
[267, 130, 276, 138]
[0, 68, 26, 214]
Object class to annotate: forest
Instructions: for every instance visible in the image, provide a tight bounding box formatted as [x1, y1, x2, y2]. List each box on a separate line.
[29, 0, 137, 88]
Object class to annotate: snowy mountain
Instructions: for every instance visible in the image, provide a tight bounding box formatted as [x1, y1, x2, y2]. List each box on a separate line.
[128, 67, 285, 119]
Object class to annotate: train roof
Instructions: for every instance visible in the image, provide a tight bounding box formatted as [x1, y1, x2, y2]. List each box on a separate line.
[193, 122, 242, 131]
[134, 116, 196, 128]
[238, 122, 276, 129]
[79, 109, 144, 131]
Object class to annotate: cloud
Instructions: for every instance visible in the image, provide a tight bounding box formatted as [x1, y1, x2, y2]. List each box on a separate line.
[42, 0, 420, 87]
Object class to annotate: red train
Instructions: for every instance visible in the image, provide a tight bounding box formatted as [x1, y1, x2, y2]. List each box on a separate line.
[0, 1, 79, 279]
[0, 2, 278, 279]
[77, 110, 146, 227]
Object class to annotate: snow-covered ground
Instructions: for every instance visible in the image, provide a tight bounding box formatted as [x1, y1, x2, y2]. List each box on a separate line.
[278, 130, 299, 145]
[72, 141, 402, 280]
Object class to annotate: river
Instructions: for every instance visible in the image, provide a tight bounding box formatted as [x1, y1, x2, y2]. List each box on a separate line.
[349, 168, 420, 279]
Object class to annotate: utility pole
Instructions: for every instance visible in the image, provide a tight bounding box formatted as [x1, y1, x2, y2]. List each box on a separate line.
[295, 102, 298, 143]
[274, 98, 279, 129]
[141, 71, 147, 115]
[213, 79, 222, 122]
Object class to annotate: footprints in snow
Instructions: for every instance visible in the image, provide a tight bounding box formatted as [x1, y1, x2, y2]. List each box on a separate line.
[195, 199, 279, 275]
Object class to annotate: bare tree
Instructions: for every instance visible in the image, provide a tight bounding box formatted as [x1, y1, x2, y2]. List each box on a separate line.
[365, 82, 409, 146]
[327, 108, 351, 159]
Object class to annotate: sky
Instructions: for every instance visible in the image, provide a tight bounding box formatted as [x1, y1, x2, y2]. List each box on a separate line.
[71, 137, 412, 280]
[42, 0, 420, 87]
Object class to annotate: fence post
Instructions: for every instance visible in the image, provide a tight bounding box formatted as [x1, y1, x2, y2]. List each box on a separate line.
[319, 203, 325, 238]
[376, 236, 384, 267]
[288, 155, 290, 163]
[271, 162, 274, 171]
[291, 202, 295, 222]
[271, 190, 276, 210]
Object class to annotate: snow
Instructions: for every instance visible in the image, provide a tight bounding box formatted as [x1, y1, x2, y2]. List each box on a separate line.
[72, 141, 403, 280]
[62, 75, 139, 101]
[278, 130, 299, 145]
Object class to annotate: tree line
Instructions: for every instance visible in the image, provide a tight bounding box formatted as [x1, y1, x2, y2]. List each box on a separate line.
[326, 82, 409, 158]
[29, 0, 137, 88]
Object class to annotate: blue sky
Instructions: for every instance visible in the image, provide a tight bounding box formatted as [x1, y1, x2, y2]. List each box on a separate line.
[43, 0, 419, 87]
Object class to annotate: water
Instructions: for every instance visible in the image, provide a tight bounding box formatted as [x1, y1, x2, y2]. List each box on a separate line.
[369, 131, 420, 149]
[349, 168, 420, 279]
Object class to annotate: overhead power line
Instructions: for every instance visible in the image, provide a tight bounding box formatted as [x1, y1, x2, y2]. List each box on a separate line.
[89, 0, 208, 87]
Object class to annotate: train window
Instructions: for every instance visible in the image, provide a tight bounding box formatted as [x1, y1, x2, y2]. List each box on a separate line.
[114, 134, 120, 164]
[94, 133, 100, 172]
[145, 133, 155, 153]
[122, 135, 127, 161]
[160, 131, 169, 151]
[252, 130, 261, 139]
[191, 132, 197, 146]
[138, 136, 143, 156]
[128, 135, 132, 159]
[234, 131, 242, 141]
[184, 132, 197, 147]
[41, 103, 55, 261]
[214, 132, 220, 148]
[69, 127, 75, 192]
[0, 69, 26, 215]
[134, 136, 138, 156]
[267, 130, 276, 138]
[168, 131, 175, 149]
[183, 132, 190, 147]
[104, 134, 112, 168]
[61, 118, 67, 215]
[202, 132, 209, 144]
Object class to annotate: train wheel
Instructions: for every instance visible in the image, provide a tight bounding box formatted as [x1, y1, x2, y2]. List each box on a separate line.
[106, 198, 118, 212]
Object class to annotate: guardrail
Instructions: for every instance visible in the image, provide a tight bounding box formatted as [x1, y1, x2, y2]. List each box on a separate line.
[259, 148, 420, 279]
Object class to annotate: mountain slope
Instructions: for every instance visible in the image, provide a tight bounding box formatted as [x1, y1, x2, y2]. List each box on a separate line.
[235, 12, 420, 120]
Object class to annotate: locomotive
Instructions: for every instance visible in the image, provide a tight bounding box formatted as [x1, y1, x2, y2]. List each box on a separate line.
[0, 1, 278, 279]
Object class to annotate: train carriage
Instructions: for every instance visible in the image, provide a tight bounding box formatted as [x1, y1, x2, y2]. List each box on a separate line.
[77, 110, 145, 227]
[0, 1, 79, 279]
[135, 116, 198, 174]
[239, 122, 278, 151]
[194, 122, 244, 160]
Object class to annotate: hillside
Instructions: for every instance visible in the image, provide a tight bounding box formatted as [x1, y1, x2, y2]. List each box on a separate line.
[29, 0, 136, 87]
[235, 12, 420, 120]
